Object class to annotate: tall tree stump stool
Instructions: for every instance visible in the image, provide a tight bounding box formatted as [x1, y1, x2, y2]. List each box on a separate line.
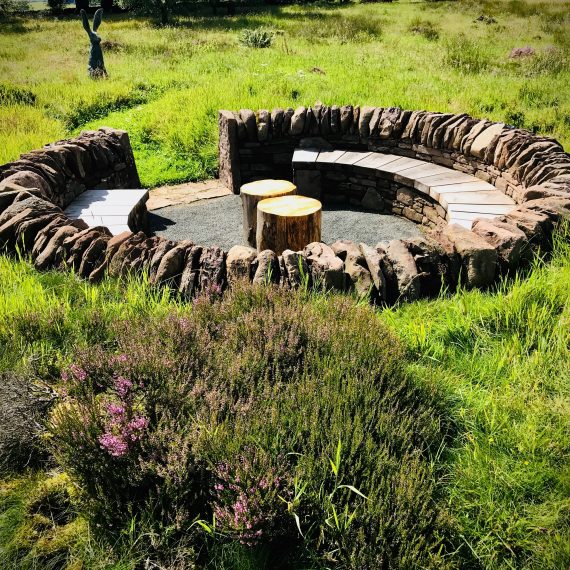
[240, 179, 296, 247]
[256, 195, 322, 255]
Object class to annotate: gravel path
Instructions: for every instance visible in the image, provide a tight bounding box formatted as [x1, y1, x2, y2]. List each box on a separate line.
[149, 194, 422, 249]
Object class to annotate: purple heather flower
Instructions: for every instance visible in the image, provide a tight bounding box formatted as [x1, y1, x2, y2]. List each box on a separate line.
[106, 403, 126, 416]
[99, 433, 128, 457]
[127, 416, 149, 433]
[70, 364, 87, 382]
[114, 376, 133, 397]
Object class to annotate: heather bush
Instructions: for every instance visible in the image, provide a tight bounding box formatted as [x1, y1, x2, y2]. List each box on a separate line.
[409, 18, 440, 41]
[48, 283, 451, 567]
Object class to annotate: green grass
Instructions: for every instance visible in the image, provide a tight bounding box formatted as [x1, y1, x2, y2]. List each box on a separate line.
[0, 0, 569, 187]
[0, 232, 568, 568]
[1, 1, 569, 567]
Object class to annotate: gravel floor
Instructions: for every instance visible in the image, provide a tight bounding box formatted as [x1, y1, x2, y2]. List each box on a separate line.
[149, 194, 422, 249]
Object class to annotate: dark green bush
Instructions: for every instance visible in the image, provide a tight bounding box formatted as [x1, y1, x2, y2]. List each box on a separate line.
[0, 372, 53, 476]
[48, 283, 452, 567]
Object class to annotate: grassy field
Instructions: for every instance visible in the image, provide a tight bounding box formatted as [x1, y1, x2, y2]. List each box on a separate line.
[0, 233, 569, 569]
[1, 1, 570, 568]
[1, 0, 569, 187]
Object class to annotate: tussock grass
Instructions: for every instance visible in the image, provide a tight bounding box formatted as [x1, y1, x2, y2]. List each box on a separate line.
[384, 231, 570, 569]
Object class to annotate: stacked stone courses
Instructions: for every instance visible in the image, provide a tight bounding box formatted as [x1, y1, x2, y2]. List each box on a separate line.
[0, 103, 569, 305]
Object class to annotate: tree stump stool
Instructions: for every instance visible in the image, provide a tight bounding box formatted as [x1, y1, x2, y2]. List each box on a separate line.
[256, 195, 322, 255]
[240, 179, 296, 247]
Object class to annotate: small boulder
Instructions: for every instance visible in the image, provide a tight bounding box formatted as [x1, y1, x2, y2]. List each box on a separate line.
[303, 242, 345, 291]
[471, 218, 529, 270]
[359, 243, 387, 302]
[34, 225, 80, 270]
[179, 246, 203, 300]
[281, 249, 309, 288]
[382, 240, 421, 302]
[441, 224, 497, 288]
[253, 249, 280, 285]
[199, 246, 227, 291]
[226, 245, 257, 285]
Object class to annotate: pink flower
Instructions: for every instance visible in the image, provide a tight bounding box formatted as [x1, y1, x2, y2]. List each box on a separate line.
[106, 403, 125, 416]
[70, 364, 87, 382]
[99, 433, 128, 457]
[114, 376, 133, 397]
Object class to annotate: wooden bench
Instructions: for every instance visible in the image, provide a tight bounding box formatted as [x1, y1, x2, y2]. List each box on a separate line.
[64, 188, 149, 236]
[292, 149, 516, 229]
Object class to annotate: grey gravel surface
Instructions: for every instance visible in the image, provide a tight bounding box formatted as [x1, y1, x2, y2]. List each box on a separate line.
[149, 194, 422, 249]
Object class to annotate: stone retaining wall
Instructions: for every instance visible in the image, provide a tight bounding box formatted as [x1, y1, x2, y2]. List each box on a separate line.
[295, 160, 446, 229]
[0, 117, 569, 306]
[0, 128, 140, 209]
[219, 105, 570, 205]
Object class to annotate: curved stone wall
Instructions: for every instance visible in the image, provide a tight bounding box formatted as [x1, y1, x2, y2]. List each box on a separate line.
[219, 105, 570, 206]
[0, 111, 569, 305]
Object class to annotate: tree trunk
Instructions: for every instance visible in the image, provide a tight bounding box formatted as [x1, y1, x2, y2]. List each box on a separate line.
[256, 195, 321, 255]
[240, 179, 296, 247]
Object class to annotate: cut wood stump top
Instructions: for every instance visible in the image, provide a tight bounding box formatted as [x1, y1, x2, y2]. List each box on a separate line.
[240, 179, 297, 197]
[257, 195, 322, 217]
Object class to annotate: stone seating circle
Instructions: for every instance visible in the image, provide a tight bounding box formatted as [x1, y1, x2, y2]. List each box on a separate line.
[0, 103, 568, 305]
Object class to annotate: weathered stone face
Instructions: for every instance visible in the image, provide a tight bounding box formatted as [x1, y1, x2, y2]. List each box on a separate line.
[471, 219, 528, 270]
[253, 249, 280, 285]
[303, 242, 345, 291]
[441, 224, 498, 288]
[226, 245, 257, 285]
[281, 249, 309, 288]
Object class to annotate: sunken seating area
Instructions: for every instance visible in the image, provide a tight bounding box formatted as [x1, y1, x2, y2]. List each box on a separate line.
[0, 107, 568, 305]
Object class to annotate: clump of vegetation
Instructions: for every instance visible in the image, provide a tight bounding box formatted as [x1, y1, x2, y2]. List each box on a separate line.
[409, 17, 440, 41]
[0, 373, 53, 477]
[443, 33, 491, 73]
[46, 283, 451, 567]
[296, 12, 383, 44]
[528, 46, 569, 75]
[239, 28, 275, 49]
[0, 0, 28, 18]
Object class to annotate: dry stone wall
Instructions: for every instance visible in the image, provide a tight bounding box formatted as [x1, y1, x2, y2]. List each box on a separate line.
[0, 113, 569, 306]
[219, 105, 570, 205]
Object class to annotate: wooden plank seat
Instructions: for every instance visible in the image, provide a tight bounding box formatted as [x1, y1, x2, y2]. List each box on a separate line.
[292, 149, 516, 229]
[64, 188, 149, 236]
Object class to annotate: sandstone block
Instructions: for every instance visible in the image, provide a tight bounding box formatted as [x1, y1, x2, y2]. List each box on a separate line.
[442, 224, 497, 288]
[304, 242, 345, 290]
[471, 218, 528, 270]
[227, 245, 257, 284]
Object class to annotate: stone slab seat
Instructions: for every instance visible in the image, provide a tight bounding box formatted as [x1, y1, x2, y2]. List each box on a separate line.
[64, 188, 149, 236]
[292, 149, 516, 229]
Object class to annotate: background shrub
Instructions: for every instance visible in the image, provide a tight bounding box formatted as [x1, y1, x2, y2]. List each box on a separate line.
[239, 28, 275, 49]
[443, 33, 491, 73]
[409, 17, 440, 40]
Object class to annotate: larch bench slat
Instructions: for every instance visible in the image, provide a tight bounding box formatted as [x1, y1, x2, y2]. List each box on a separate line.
[292, 149, 516, 229]
[64, 188, 149, 236]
